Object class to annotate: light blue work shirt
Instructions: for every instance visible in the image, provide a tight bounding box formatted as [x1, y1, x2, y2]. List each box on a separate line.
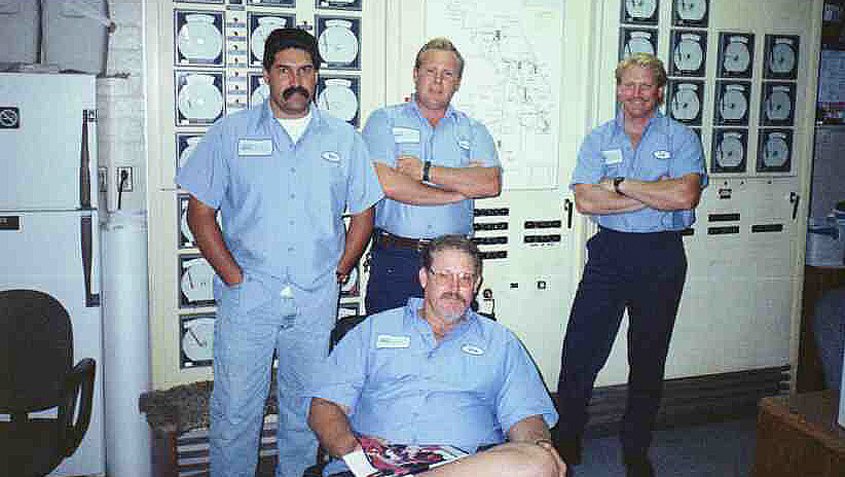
[176, 101, 383, 294]
[363, 99, 500, 238]
[570, 111, 708, 232]
[310, 297, 558, 476]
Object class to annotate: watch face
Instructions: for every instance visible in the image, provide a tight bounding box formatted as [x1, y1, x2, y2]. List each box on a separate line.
[181, 315, 215, 367]
[623, 0, 659, 24]
[668, 80, 703, 125]
[673, 0, 708, 26]
[670, 31, 706, 77]
[757, 130, 792, 172]
[620, 29, 657, 60]
[718, 33, 754, 78]
[765, 35, 799, 79]
[711, 129, 747, 173]
[761, 83, 795, 126]
[316, 17, 361, 69]
[715, 81, 750, 125]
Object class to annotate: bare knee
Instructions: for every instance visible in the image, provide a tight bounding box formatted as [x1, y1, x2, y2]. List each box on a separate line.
[485, 442, 561, 477]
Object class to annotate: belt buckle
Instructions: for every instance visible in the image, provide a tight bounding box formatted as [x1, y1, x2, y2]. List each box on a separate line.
[416, 238, 430, 252]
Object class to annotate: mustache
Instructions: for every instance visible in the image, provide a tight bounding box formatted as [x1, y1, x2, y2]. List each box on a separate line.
[282, 86, 310, 100]
[439, 292, 466, 303]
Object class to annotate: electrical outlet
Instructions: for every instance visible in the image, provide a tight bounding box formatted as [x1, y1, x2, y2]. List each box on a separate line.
[98, 167, 107, 192]
[116, 166, 134, 192]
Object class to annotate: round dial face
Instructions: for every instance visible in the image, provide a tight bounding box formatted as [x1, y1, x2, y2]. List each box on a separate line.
[182, 317, 215, 363]
[177, 14, 222, 62]
[719, 87, 748, 121]
[626, 0, 658, 19]
[251, 17, 288, 63]
[625, 34, 655, 57]
[762, 134, 789, 168]
[178, 75, 224, 121]
[318, 80, 358, 122]
[674, 37, 704, 72]
[671, 85, 700, 121]
[180, 206, 195, 246]
[723, 40, 751, 73]
[676, 0, 707, 21]
[716, 133, 744, 168]
[769, 42, 796, 74]
[179, 137, 201, 169]
[251, 83, 269, 107]
[765, 88, 792, 121]
[180, 258, 214, 303]
[318, 23, 359, 65]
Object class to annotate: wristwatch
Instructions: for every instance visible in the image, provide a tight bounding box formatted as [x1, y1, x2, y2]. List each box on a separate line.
[613, 177, 625, 195]
[422, 160, 433, 182]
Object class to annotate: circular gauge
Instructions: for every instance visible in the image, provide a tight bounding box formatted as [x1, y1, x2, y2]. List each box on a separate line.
[715, 133, 744, 169]
[676, 0, 707, 21]
[624, 31, 655, 58]
[626, 0, 658, 19]
[182, 317, 215, 363]
[765, 87, 792, 122]
[318, 78, 358, 122]
[670, 83, 700, 121]
[341, 266, 359, 294]
[318, 20, 359, 65]
[762, 133, 790, 168]
[180, 206, 195, 246]
[251, 82, 269, 107]
[673, 35, 704, 72]
[179, 136, 202, 169]
[180, 258, 215, 303]
[769, 41, 796, 75]
[719, 85, 748, 121]
[177, 14, 223, 62]
[251, 16, 288, 63]
[723, 37, 751, 74]
[178, 74, 224, 121]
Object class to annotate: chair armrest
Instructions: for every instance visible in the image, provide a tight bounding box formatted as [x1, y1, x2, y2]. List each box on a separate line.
[59, 357, 96, 456]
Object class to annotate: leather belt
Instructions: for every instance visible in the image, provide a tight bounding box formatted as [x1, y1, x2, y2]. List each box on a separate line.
[375, 230, 431, 252]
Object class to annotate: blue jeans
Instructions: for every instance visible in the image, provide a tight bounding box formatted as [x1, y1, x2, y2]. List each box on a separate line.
[556, 228, 687, 460]
[364, 240, 423, 315]
[210, 274, 337, 477]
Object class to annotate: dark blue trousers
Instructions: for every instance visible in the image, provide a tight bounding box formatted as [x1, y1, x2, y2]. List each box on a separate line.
[556, 227, 687, 460]
[364, 240, 424, 315]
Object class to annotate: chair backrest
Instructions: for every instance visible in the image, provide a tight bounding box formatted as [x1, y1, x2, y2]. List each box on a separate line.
[0, 289, 74, 413]
[330, 314, 368, 351]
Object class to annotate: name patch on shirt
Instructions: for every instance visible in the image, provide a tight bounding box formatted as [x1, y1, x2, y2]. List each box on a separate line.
[654, 150, 671, 160]
[322, 151, 341, 163]
[392, 127, 420, 144]
[376, 334, 410, 349]
[461, 344, 485, 356]
[602, 149, 623, 165]
[238, 139, 273, 156]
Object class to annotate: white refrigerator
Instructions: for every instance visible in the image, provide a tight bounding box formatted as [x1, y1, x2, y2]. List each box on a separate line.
[0, 73, 105, 476]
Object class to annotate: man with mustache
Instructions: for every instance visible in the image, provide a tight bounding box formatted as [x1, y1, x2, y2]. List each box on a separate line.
[555, 53, 707, 477]
[362, 37, 502, 315]
[307, 235, 566, 477]
[176, 28, 382, 477]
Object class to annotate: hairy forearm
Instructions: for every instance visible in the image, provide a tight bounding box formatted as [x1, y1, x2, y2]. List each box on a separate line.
[187, 196, 242, 286]
[429, 164, 501, 198]
[308, 398, 360, 458]
[506, 415, 552, 444]
[337, 207, 374, 280]
[374, 162, 465, 205]
[617, 173, 701, 211]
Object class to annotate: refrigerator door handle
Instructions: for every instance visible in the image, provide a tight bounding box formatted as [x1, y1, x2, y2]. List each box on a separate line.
[81, 215, 100, 307]
[79, 110, 95, 209]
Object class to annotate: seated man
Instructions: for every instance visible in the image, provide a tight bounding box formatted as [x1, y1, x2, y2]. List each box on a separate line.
[308, 235, 565, 477]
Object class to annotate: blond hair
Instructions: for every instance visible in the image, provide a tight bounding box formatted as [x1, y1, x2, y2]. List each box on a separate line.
[414, 37, 465, 77]
[615, 53, 667, 89]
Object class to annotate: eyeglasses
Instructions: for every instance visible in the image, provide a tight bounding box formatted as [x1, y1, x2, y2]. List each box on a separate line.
[428, 266, 476, 287]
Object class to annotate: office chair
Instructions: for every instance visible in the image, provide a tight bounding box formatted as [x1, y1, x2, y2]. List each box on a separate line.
[302, 313, 368, 477]
[0, 289, 96, 476]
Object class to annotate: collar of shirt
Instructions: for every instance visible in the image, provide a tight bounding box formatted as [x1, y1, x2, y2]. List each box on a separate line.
[257, 100, 328, 135]
[404, 297, 476, 345]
